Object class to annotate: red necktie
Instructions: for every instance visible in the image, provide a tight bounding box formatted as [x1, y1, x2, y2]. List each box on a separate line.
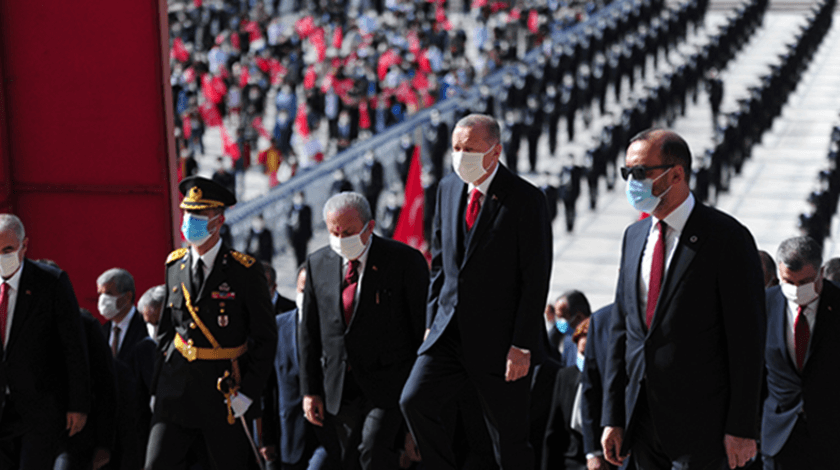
[342, 260, 360, 326]
[794, 305, 810, 370]
[465, 189, 481, 230]
[0, 283, 8, 346]
[646, 221, 667, 329]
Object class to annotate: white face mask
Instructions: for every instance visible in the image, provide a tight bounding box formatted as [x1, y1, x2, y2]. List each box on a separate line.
[329, 222, 370, 260]
[452, 145, 495, 184]
[0, 250, 21, 279]
[98, 293, 122, 320]
[781, 281, 819, 306]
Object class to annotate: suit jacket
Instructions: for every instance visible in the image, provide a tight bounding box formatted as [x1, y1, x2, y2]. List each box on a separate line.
[604, 202, 765, 458]
[529, 358, 561, 470]
[154, 243, 277, 427]
[103, 308, 149, 364]
[263, 309, 309, 464]
[761, 281, 840, 462]
[421, 164, 553, 372]
[542, 366, 585, 470]
[299, 235, 429, 415]
[0, 259, 90, 426]
[580, 304, 613, 457]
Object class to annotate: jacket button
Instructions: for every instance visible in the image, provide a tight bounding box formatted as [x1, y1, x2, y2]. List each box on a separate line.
[172, 287, 177, 292]
[190, 322, 197, 329]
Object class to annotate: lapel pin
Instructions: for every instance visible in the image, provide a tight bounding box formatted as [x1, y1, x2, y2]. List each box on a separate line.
[372, 265, 378, 271]
[181, 263, 186, 270]
[690, 235, 698, 243]
[492, 194, 498, 201]
[25, 290, 31, 295]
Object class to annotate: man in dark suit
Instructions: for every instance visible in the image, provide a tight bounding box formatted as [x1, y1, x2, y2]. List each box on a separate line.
[601, 129, 765, 469]
[287, 192, 313, 268]
[97, 267, 155, 468]
[580, 304, 618, 470]
[261, 266, 326, 470]
[762, 236, 839, 469]
[147, 176, 277, 469]
[0, 214, 90, 469]
[262, 262, 296, 316]
[299, 192, 429, 470]
[400, 114, 553, 470]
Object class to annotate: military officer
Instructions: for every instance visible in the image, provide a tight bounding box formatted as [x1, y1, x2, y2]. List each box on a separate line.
[146, 176, 278, 470]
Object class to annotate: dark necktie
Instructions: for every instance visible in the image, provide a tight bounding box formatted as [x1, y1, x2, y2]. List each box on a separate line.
[194, 259, 205, 294]
[465, 189, 481, 230]
[111, 325, 121, 357]
[646, 221, 667, 329]
[794, 305, 810, 370]
[342, 260, 360, 326]
[0, 283, 8, 346]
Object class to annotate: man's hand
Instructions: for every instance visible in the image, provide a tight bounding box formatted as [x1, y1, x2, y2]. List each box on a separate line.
[505, 346, 531, 382]
[587, 455, 607, 470]
[724, 434, 756, 469]
[601, 426, 627, 467]
[303, 395, 325, 426]
[260, 445, 277, 462]
[424, 328, 430, 341]
[91, 447, 111, 470]
[66, 412, 87, 437]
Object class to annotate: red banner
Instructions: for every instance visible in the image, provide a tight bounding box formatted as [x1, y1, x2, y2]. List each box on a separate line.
[393, 147, 428, 261]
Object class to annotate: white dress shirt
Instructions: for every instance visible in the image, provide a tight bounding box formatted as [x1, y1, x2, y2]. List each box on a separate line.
[466, 162, 500, 216]
[191, 239, 223, 285]
[638, 193, 695, 316]
[341, 239, 372, 316]
[110, 307, 137, 356]
[1, 263, 24, 349]
[785, 296, 817, 368]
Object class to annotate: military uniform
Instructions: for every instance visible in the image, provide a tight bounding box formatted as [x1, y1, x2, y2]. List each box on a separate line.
[147, 177, 277, 470]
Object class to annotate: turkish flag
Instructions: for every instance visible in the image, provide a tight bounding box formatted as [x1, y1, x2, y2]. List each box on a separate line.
[198, 102, 222, 127]
[295, 16, 316, 39]
[359, 100, 371, 129]
[182, 114, 192, 140]
[304, 65, 317, 89]
[221, 127, 240, 160]
[252, 116, 271, 140]
[333, 26, 343, 49]
[295, 103, 310, 138]
[527, 10, 539, 33]
[239, 66, 250, 88]
[172, 37, 190, 62]
[393, 147, 429, 261]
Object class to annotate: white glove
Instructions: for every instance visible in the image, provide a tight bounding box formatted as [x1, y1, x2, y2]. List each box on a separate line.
[229, 392, 253, 418]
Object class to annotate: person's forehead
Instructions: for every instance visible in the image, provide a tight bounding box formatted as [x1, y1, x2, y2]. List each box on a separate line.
[326, 207, 362, 225]
[98, 281, 117, 292]
[0, 230, 19, 249]
[453, 125, 487, 143]
[626, 139, 662, 166]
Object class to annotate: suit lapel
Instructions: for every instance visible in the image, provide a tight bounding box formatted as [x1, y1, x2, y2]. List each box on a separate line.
[6, 261, 34, 355]
[625, 220, 649, 329]
[350, 237, 382, 330]
[649, 205, 707, 334]
[463, 165, 510, 266]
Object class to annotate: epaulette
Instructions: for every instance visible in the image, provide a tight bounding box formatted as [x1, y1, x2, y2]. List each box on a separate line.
[230, 250, 256, 268]
[166, 248, 189, 264]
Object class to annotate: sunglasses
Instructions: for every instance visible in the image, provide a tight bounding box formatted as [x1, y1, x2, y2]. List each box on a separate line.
[620, 164, 674, 181]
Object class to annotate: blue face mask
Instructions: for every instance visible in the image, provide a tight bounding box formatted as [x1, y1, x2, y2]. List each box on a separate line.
[576, 354, 585, 372]
[555, 318, 570, 334]
[181, 213, 219, 246]
[626, 168, 672, 213]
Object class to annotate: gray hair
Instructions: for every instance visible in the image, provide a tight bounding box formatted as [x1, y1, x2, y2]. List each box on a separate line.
[0, 214, 26, 244]
[97, 268, 136, 301]
[455, 114, 501, 145]
[323, 192, 372, 224]
[776, 236, 822, 272]
[138, 284, 166, 312]
[823, 257, 840, 283]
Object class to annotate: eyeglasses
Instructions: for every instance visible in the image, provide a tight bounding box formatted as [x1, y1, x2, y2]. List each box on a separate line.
[619, 164, 674, 181]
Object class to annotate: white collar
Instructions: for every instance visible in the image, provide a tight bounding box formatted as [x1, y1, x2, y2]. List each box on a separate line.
[191, 239, 223, 272]
[650, 192, 695, 235]
[112, 306, 137, 331]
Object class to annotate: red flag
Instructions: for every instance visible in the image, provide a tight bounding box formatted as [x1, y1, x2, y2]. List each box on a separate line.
[295, 103, 310, 138]
[230, 32, 240, 50]
[243, 21, 262, 42]
[333, 26, 343, 49]
[359, 100, 371, 129]
[252, 117, 271, 140]
[295, 16, 316, 39]
[198, 102, 222, 127]
[221, 127, 240, 160]
[183, 66, 196, 84]
[182, 114, 192, 140]
[527, 10, 539, 33]
[310, 28, 327, 62]
[471, 0, 488, 7]
[304, 66, 318, 89]
[510, 7, 521, 20]
[255, 57, 271, 73]
[172, 37, 190, 62]
[393, 147, 428, 260]
[418, 50, 432, 74]
[268, 59, 286, 85]
[239, 66, 250, 88]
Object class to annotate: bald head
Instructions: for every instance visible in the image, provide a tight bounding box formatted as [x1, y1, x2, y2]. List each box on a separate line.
[625, 128, 693, 219]
[628, 129, 692, 177]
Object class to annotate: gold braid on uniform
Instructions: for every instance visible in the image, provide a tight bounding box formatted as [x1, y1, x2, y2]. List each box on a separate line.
[230, 250, 256, 268]
[166, 248, 189, 264]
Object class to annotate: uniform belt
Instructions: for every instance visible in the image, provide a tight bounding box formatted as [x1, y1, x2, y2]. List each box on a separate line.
[174, 333, 247, 362]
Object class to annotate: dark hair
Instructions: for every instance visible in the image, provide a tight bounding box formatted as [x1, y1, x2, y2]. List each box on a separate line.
[776, 236, 822, 272]
[823, 257, 840, 283]
[559, 290, 591, 318]
[573, 317, 590, 344]
[261, 261, 277, 286]
[629, 129, 692, 176]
